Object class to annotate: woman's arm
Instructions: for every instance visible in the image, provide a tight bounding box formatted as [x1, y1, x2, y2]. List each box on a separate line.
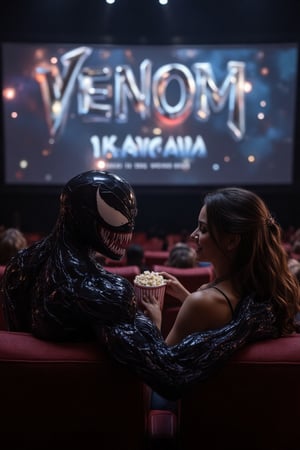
[158, 272, 191, 303]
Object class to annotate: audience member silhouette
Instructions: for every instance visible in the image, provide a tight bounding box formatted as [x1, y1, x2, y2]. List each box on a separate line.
[126, 243, 148, 271]
[166, 243, 197, 268]
[0, 227, 28, 266]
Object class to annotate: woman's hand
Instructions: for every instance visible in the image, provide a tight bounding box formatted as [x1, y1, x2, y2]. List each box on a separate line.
[141, 294, 162, 330]
[158, 272, 190, 303]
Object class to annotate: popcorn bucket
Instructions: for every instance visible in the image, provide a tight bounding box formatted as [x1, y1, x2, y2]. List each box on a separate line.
[134, 282, 167, 310]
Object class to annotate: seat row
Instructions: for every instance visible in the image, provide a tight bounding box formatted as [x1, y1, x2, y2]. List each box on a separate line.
[0, 329, 299, 450]
[104, 249, 171, 268]
[0, 264, 300, 449]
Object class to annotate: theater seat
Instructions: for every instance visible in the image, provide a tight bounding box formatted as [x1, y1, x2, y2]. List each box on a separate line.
[0, 331, 147, 450]
[152, 265, 214, 299]
[178, 334, 300, 450]
[0, 265, 6, 278]
[0, 273, 8, 330]
[144, 251, 169, 269]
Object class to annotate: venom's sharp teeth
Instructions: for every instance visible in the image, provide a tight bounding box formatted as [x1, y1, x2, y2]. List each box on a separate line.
[99, 229, 132, 256]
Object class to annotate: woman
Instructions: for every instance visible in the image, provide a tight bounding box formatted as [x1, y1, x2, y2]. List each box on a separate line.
[142, 187, 300, 345]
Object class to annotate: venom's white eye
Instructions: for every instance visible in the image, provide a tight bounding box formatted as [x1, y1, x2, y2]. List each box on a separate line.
[96, 190, 128, 227]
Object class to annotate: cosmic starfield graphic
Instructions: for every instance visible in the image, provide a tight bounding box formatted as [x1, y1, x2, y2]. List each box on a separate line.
[2, 43, 298, 186]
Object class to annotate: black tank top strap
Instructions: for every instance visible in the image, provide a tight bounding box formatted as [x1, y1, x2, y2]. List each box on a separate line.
[211, 286, 234, 317]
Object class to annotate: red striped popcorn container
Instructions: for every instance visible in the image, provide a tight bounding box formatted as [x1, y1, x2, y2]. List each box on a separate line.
[134, 282, 167, 310]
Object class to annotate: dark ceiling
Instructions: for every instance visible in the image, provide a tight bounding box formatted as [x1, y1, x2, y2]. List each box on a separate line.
[0, 0, 299, 44]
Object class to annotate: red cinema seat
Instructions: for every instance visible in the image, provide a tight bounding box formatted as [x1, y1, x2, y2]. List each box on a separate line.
[152, 264, 214, 300]
[144, 251, 169, 269]
[178, 334, 300, 450]
[0, 330, 147, 450]
[0, 265, 6, 281]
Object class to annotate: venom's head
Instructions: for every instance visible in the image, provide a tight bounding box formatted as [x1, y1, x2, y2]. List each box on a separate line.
[59, 170, 137, 260]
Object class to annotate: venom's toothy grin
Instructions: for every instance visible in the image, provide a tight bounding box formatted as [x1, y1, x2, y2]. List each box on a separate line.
[100, 227, 133, 256]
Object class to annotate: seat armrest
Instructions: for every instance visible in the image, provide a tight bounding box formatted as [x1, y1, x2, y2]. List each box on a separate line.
[147, 409, 178, 440]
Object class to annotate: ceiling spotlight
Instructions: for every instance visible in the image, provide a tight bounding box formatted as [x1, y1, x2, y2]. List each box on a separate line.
[106, 0, 116, 4]
[158, 0, 168, 5]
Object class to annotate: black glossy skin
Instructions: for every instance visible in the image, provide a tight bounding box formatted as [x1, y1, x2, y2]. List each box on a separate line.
[1, 171, 279, 399]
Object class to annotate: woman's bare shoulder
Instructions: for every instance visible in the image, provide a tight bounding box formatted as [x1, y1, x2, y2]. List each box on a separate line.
[166, 287, 234, 345]
[182, 289, 218, 314]
[185, 288, 219, 308]
[180, 288, 234, 327]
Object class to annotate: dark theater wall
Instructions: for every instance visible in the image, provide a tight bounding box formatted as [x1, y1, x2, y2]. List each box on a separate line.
[0, 0, 300, 234]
